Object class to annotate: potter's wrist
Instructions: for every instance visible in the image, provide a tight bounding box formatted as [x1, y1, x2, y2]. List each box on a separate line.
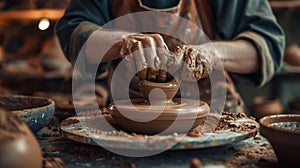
[199, 42, 227, 70]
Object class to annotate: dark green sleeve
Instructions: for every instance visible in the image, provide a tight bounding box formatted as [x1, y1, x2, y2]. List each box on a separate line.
[210, 0, 285, 86]
[55, 0, 114, 64]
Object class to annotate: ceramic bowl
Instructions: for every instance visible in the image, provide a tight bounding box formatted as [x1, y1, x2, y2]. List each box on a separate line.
[0, 95, 55, 132]
[259, 114, 300, 164]
[252, 97, 283, 119]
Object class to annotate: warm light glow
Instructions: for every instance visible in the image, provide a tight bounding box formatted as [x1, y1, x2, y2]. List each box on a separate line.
[38, 18, 50, 30]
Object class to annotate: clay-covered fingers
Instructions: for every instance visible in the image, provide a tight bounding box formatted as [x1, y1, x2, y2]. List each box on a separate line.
[131, 40, 148, 80]
[133, 35, 159, 81]
[149, 34, 169, 82]
[169, 45, 186, 74]
[183, 46, 200, 81]
[120, 39, 136, 75]
[197, 48, 212, 79]
[174, 45, 213, 81]
[119, 34, 172, 82]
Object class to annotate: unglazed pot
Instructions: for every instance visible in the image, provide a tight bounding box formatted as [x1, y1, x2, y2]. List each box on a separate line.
[111, 80, 210, 134]
[0, 110, 43, 168]
[260, 114, 300, 165]
[252, 97, 283, 120]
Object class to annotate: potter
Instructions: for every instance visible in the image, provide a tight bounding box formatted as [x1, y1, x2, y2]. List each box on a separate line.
[57, 0, 285, 115]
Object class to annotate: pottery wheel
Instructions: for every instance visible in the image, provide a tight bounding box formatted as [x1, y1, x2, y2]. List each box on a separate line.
[60, 112, 259, 151]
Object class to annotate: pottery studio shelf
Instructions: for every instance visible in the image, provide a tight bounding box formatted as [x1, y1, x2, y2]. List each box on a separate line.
[0, 9, 65, 21]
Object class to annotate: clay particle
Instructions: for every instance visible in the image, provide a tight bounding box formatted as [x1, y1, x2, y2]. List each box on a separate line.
[190, 158, 202, 168]
[120, 162, 137, 168]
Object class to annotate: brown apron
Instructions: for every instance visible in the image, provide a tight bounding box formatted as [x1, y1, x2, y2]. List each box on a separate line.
[108, 0, 244, 113]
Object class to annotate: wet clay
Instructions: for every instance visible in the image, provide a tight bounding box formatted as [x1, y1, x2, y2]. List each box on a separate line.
[120, 40, 212, 83]
[43, 158, 65, 168]
[187, 112, 257, 137]
[0, 109, 43, 168]
[111, 79, 210, 134]
[174, 45, 212, 81]
[111, 98, 209, 134]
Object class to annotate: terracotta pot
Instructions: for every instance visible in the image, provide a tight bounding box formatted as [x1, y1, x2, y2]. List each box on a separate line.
[252, 97, 283, 120]
[0, 111, 43, 168]
[260, 114, 300, 165]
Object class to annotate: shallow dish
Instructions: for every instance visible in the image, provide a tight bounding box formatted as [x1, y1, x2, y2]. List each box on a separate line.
[259, 114, 300, 164]
[0, 95, 55, 132]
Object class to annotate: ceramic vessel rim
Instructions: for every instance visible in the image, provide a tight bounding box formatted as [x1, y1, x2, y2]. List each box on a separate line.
[259, 114, 300, 135]
[0, 95, 55, 113]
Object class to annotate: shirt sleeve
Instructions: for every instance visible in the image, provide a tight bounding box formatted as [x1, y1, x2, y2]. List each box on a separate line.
[210, 0, 285, 87]
[55, 0, 113, 69]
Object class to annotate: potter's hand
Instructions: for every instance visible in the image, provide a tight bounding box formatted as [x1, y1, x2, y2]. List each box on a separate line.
[120, 34, 172, 82]
[172, 45, 213, 81]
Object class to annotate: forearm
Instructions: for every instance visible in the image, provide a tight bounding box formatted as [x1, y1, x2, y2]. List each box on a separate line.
[202, 40, 260, 74]
[85, 29, 136, 64]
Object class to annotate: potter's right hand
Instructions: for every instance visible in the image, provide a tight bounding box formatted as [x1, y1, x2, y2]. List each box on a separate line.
[119, 34, 171, 82]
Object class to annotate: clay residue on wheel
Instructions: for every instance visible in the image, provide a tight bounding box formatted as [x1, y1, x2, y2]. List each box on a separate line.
[188, 112, 257, 137]
[61, 109, 258, 139]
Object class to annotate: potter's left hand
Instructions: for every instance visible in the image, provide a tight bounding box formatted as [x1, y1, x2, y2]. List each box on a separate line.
[172, 45, 213, 81]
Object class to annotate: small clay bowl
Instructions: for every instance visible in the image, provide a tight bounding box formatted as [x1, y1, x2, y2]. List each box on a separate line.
[138, 79, 179, 103]
[252, 97, 283, 120]
[0, 95, 55, 132]
[260, 114, 300, 165]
